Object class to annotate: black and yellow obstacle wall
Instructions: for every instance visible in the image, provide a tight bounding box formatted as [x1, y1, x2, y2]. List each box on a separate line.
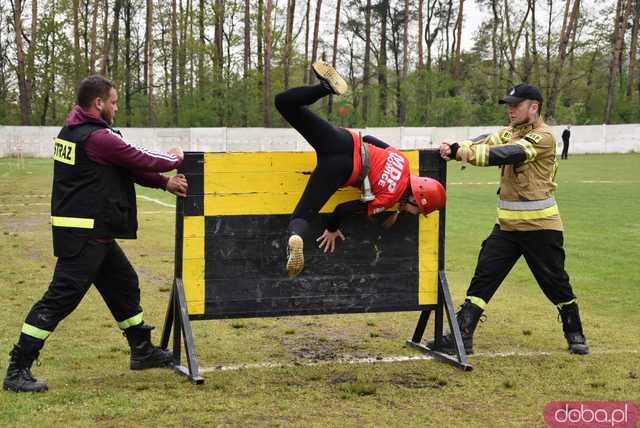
[177, 149, 445, 320]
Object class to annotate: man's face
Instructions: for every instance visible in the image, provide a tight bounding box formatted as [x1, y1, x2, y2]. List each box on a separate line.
[97, 88, 118, 124]
[507, 100, 537, 127]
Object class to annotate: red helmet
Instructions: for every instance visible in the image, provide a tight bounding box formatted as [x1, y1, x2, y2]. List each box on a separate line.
[409, 176, 447, 216]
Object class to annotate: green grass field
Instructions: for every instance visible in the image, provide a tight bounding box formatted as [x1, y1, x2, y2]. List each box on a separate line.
[1, 154, 639, 427]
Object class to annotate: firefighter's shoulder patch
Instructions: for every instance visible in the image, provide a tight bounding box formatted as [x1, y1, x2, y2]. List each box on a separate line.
[499, 129, 513, 142]
[524, 132, 544, 144]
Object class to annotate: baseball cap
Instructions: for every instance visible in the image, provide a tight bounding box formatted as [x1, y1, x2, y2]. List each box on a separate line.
[499, 84, 543, 104]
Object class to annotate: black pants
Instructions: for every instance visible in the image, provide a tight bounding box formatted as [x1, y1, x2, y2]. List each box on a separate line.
[22, 240, 143, 340]
[274, 85, 354, 237]
[466, 225, 576, 306]
[561, 141, 569, 159]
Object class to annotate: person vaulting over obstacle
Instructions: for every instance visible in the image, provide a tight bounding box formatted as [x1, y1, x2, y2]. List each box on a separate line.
[275, 62, 446, 278]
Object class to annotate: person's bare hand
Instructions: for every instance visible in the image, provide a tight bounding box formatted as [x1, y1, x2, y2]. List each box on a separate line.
[439, 142, 452, 160]
[316, 229, 346, 253]
[166, 174, 188, 197]
[167, 146, 184, 161]
[381, 211, 400, 229]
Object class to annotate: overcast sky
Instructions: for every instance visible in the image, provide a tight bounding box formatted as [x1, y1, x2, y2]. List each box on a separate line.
[460, 0, 490, 50]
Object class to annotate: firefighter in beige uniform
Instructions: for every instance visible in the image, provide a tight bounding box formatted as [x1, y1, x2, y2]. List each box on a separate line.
[431, 84, 589, 355]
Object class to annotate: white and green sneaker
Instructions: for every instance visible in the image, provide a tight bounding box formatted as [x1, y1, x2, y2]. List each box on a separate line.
[286, 234, 304, 278]
[312, 61, 348, 95]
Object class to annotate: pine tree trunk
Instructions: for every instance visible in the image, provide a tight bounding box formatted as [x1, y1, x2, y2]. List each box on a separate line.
[444, 0, 452, 65]
[545, 0, 553, 101]
[378, 0, 388, 120]
[452, 0, 464, 80]
[531, 0, 539, 86]
[14, 0, 32, 124]
[111, 0, 122, 78]
[284, 0, 296, 89]
[626, 0, 639, 97]
[200, 0, 206, 93]
[257, 0, 263, 76]
[310, 0, 323, 83]
[214, 0, 224, 81]
[546, 0, 581, 122]
[362, 0, 371, 122]
[41, 28, 52, 125]
[263, 0, 273, 127]
[303, 0, 310, 84]
[399, 0, 409, 123]
[327, 0, 341, 115]
[604, 0, 633, 123]
[418, 0, 424, 67]
[27, 0, 37, 100]
[171, 0, 178, 124]
[243, 0, 250, 125]
[146, 0, 154, 125]
[101, 0, 110, 74]
[243, 0, 250, 79]
[124, 0, 131, 126]
[89, 0, 99, 73]
[73, 0, 81, 80]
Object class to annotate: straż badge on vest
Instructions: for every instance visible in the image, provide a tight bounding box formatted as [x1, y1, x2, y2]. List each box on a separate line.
[53, 138, 76, 165]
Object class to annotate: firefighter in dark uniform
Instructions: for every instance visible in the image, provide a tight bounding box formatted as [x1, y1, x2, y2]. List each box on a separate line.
[561, 126, 571, 159]
[431, 84, 589, 355]
[3, 76, 188, 393]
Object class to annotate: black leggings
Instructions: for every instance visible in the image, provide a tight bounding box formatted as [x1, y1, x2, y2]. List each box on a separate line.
[274, 85, 354, 237]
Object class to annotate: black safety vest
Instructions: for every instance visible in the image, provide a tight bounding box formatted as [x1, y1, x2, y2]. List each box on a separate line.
[51, 123, 137, 257]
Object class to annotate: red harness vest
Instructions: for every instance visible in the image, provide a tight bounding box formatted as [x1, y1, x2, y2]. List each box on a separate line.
[344, 130, 411, 216]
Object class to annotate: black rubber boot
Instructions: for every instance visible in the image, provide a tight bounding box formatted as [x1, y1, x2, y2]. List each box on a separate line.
[3, 336, 48, 393]
[123, 324, 174, 370]
[426, 300, 484, 355]
[559, 303, 589, 355]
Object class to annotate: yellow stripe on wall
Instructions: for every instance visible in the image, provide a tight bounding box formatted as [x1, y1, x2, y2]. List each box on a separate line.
[183, 216, 205, 315]
[418, 211, 439, 305]
[203, 151, 419, 216]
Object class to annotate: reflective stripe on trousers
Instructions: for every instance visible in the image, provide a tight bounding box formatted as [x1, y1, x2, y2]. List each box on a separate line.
[51, 216, 95, 228]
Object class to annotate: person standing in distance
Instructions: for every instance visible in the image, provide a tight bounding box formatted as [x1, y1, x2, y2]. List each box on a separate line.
[433, 84, 589, 356]
[561, 125, 571, 159]
[3, 75, 188, 393]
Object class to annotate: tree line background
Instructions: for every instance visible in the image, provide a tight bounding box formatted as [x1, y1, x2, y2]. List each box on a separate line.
[1, 0, 638, 128]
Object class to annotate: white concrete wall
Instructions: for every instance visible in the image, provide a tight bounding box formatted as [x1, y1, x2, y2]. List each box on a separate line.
[1, 124, 638, 157]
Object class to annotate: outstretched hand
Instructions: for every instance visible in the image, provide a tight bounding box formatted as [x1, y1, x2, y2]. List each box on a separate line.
[439, 142, 452, 160]
[316, 229, 346, 253]
[166, 174, 188, 197]
[167, 146, 184, 161]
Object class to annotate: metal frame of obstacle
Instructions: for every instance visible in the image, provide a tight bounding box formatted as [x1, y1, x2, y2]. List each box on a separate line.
[161, 149, 471, 384]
